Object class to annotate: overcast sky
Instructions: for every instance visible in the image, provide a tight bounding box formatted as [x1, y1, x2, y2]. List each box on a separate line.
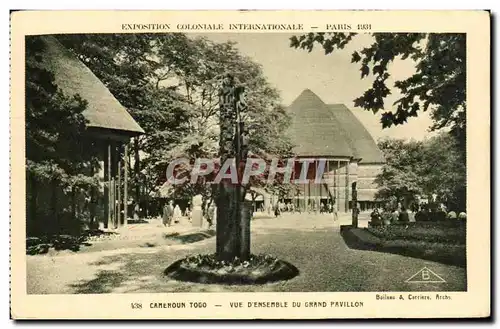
[194, 33, 436, 141]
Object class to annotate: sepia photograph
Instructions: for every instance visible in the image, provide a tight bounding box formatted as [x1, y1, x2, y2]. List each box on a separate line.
[9, 10, 490, 320]
[25, 31, 467, 294]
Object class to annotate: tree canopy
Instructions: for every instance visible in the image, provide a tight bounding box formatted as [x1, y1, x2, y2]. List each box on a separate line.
[26, 36, 99, 189]
[290, 33, 466, 152]
[375, 133, 466, 211]
[26, 36, 104, 234]
[58, 34, 293, 206]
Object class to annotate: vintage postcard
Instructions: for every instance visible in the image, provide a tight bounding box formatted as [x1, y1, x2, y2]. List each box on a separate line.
[10, 10, 490, 319]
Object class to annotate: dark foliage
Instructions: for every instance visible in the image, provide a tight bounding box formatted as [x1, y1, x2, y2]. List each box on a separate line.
[26, 36, 102, 236]
[341, 226, 466, 267]
[366, 221, 466, 245]
[290, 33, 465, 141]
[375, 134, 466, 211]
[25, 230, 117, 255]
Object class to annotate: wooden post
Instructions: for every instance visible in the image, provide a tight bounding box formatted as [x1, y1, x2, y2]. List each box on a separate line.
[345, 160, 350, 213]
[89, 162, 96, 227]
[104, 143, 110, 229]
[134, 137, 140, 203]
[113, 144, 118, 228]
[307, 179, 311, 213]
[107, 142, 113, 229]
[296, 190, 299, 212]
[336, 160, 340, 212]
[123, 144, 128, 226]
[319, 160, 323, 211]
[326, 160, 330, 211]
[112, 149, 116, 228]
[315, 165, 319, 214]
[117, 144, 122, 227]
[352, 182, 358, 228]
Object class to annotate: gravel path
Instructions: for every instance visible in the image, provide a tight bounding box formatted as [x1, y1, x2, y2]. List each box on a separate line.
[26, 213, 466, 294]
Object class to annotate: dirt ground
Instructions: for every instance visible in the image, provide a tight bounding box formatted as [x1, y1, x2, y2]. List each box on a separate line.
[26, 212, 466, 294]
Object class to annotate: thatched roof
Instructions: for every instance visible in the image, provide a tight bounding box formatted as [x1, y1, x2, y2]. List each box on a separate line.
[287, 89, 384, 164]
[287, 89, 354, 158]
[35, 35, 145, 136]
[327, 104, 385, 164]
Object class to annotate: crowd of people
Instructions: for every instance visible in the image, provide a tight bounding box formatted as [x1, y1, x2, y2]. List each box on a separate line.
[369, 201, 467, 227]
[161, 201, 217, 228]
[270, 200, 339, 218]
[161, 200, 184, 227]
[154, 196, 469, 229]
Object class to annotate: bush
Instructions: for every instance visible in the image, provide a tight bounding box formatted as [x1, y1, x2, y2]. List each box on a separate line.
[366, 221, 465, 245]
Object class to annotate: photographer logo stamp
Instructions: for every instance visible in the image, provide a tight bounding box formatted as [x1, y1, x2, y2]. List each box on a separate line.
[406, 267, 446, 283]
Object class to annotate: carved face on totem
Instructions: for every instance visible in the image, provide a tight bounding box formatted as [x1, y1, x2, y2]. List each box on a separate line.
[222, 73, 234, 88]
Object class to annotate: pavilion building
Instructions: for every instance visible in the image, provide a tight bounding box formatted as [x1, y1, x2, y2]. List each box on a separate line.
[27, 35, 144, 231]
[282, 89, 385, 213]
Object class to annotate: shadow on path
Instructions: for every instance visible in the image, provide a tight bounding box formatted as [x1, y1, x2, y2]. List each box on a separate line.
[26, 231, 118, 255]
[126, 219, 150, 225]
[164, 230, 216, 244]
[68, 230, 217, 293]
[71, 270, 127, 294]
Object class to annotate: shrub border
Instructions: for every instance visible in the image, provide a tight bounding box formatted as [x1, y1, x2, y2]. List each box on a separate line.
[340, 225, 466, 268]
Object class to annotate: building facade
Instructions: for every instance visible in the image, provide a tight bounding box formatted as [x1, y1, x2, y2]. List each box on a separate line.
[281, 89, 385, 213]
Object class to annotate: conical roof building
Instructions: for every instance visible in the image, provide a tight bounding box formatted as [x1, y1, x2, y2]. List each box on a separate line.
[327, 104, 385, 164]
[287, 89, 354, 158]
[34, 35, 145, 136]
[285, 89, 385, 212]
[27, 35, 144, 229]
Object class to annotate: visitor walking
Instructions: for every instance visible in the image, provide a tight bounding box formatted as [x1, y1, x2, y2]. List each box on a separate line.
[274, 203, 281, 218]
[162, 200, 174, 227]
[173, 204, 182, 224]
[332, 201, 338, 221]
[133, 202, 140, 221]
[399, 206, 410, 222]
[206, 203, 215, 228]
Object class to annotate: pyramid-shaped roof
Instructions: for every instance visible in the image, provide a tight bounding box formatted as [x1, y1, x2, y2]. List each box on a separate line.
[327, 104, 385, 164]
[287, 89, 354, 158]
[33, 35, 145, 136]
[287, 89, 384, 164]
